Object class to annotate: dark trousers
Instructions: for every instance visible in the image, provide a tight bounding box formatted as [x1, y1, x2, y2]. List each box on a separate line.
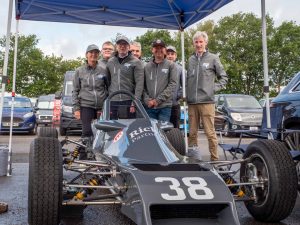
[81, 107, 97, 137]
[170, 104, 180, 128]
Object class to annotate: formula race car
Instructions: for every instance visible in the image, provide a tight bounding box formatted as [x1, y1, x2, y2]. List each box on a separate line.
[28, 91, 297, 225]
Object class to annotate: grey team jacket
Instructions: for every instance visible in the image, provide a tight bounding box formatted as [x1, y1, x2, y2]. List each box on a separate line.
[187, 51, 227, 104]
[143, 58, 177, 108]
[106, 53, 144, 101]
[72, 63, 108, 112]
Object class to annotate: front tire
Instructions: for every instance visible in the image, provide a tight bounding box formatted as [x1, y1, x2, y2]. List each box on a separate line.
[165, 128, 186, 155]
[240, 139, 297, 222]
[28, 137, 62, 225]
[38, 127, 58, 138]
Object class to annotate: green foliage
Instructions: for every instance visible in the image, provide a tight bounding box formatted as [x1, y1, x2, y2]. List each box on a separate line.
[135, 29, 175, 58]
[0, 34, 82, 97]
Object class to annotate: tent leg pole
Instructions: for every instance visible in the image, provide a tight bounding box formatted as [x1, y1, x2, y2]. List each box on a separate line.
[0, 0, 13, 128]
[7, 19, 19, 176]
[261, 0, 272, 139]
[180, 31, 188, 153]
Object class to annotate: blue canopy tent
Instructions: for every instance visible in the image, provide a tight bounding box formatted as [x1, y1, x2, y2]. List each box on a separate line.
[2, 0, 271, 175]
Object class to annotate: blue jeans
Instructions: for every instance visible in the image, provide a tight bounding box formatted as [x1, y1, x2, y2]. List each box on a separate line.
[146, 107, 172, 122]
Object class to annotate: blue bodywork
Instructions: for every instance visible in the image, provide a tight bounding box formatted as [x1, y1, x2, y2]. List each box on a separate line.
[261, 72, 300, 138]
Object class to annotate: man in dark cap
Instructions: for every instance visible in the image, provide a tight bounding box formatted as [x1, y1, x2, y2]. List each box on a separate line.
[143, 40, 177, 121]
[106, 35, 144, 119]
[72, 44, 108, 139]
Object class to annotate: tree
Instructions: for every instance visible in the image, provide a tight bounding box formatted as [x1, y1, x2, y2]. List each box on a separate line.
[0, 34, 82, 97]
[268, 21, 300, 92]
[135, 29, 174, 59]
[211, 13, 275, 98]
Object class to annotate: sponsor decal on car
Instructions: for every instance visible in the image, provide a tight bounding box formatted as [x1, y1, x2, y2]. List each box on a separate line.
[128, 126, 154, 143]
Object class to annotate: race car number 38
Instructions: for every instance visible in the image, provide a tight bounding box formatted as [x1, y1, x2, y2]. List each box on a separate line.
[155, 177, 214, 200]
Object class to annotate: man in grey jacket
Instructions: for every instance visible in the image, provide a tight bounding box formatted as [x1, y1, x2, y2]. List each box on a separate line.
[187, 31, 227, 161]
[106, 35, 144, 119]
[143, 40, 177, 122]
[72, 44, 108, 138]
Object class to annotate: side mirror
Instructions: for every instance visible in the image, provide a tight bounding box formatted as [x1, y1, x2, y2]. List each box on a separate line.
[94, 121, 126, 132]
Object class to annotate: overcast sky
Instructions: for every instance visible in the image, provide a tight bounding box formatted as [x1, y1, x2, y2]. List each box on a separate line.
[0, 0, 299, 60]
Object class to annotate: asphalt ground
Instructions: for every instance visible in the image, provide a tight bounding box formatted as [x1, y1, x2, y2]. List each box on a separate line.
[0, 129, 299, 225]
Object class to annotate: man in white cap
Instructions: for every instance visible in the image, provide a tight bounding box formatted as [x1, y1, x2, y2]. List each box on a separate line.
[106, 35, 144, 119]
[166, 45, 183, 128]
[72, 44, 108, 139]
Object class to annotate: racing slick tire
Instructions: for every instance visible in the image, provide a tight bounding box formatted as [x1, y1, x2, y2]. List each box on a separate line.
[28, 137, 62, 225]
[240, 139, 297, 222]
[38, 127, 58, 138]
[166, 128, 186, 155]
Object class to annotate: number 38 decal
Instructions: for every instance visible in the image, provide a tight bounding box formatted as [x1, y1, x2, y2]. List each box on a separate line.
[154, 177, 214, 200]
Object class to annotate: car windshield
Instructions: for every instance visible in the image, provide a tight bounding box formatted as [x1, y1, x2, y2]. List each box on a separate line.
[65, 81, 73, 96]
[38, 101, 54, 109]
[226, 96, 262, 109]
[3, 97, 32, 108]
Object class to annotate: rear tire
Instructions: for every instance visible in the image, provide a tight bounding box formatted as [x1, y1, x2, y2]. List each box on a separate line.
[38, 127, 58, 138]
[240, 139, 297, 222]
[165, 128, 186, 155]
[28, 137, 62, 225]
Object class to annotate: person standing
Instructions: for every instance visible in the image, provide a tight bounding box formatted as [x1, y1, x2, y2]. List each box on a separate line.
[106, 35, 144, 118]
[166, 45, 183, 128]
[143, 40, 177, 122]
[187, 31, 227, 161]
[99, 41, 114, 66]
[72, 44, 108, 138]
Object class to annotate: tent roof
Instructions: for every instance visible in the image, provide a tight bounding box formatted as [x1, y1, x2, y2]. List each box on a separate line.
[15, 0, 232, 30]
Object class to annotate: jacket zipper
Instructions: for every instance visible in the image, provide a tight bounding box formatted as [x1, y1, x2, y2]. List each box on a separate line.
[118, 68, 121, 100]
[92, 73, 97, 108]
[195, 56, 200, 102]
[154, 64, 158, 98]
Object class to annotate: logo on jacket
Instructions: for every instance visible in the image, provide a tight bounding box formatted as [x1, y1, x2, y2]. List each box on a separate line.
[124, 63, 131, 68]
[203, 63, 209, 69]
[96, 74, 105, 79]
[162, 68, 169, 74]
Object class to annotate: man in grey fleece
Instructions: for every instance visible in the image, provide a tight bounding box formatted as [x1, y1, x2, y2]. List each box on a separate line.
[143, 39, 177, 122]
[72, 44, 108, 138]
[187, 31, 227, 161]
[106, 35, 144, 119]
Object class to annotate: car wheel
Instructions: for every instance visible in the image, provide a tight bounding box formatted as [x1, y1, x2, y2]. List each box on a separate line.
[223, 121, 233, 137]
[284, 126, 300, 150]
[165, 128, 186, 155]
[28, 137, 62, 225]
[39, 127, 58, 138]
[29, 125, 37, 135]
[240, 139, 297, 222]
[59, 126, 67, 136]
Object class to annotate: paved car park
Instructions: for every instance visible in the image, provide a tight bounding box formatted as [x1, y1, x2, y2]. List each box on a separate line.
[0, 130, 299, 225]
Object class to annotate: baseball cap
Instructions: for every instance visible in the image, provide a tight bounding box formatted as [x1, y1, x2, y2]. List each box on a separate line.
[116, 35, 130, 45]
[166, 45, 176, 52]
[86, 44, 100, 53]
[152, 39, 166, 48]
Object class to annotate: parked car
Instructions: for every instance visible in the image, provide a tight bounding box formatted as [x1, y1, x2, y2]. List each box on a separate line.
[214, 94, 263, 136]
[1, 96, 36, 134]
[261, 71, 300, 150]
[35, 94, 55, 126]
[59, 71, 82, 135]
